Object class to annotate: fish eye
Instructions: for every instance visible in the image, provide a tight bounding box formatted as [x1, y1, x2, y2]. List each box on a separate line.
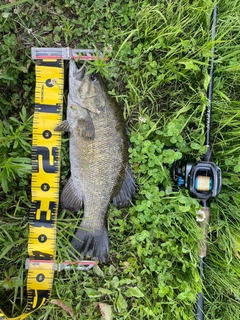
[90, 74, 98, 82]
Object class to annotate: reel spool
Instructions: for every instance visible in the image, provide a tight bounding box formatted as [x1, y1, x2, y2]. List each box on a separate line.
[172, 160, 222, 201]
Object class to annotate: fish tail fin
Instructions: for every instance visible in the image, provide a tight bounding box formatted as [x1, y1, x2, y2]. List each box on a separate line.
[70, 225, 109, 263]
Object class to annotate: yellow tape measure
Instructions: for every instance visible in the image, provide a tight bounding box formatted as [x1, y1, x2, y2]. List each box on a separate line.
[0, 58, 64, 319]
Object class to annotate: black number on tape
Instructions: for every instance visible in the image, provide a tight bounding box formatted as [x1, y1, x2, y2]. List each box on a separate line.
[30, 200, 56, 227]
[26, 290, 50, 310]
[32, 146, 59, 173]
[35, 104, 61, 113]
[32, 251, 53, 260]
[36, 59, 63, 68]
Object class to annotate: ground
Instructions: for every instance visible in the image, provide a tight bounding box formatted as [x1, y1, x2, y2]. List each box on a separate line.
[0, 0, 240, 319]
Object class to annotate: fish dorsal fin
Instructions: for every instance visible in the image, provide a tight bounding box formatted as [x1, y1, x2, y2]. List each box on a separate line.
[61, 177, 83, 212]
[113, 165, 136, 208]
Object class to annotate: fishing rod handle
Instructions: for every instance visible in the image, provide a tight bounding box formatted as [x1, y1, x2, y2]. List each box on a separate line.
[195, 207, 210, 319]
[198, 207, 210, 258]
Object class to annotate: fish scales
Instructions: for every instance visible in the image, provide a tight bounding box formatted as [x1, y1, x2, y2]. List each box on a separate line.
[71, 101, 127, 231]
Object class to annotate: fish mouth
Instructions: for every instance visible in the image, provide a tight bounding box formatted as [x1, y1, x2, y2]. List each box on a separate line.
[69, 58, 78, 75]
[69, 59, 86, 81]
[68, 59, 87, 107]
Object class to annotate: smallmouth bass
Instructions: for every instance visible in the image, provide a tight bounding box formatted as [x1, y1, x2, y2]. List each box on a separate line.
[55, 60, 135, 263]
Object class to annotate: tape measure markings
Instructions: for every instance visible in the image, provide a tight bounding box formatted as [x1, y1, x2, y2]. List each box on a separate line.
[26, 58, 64, 315]
[0, 58, 64, 320]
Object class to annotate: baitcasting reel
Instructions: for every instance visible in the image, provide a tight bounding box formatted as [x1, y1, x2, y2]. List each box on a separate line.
[172, 160, 222, 201]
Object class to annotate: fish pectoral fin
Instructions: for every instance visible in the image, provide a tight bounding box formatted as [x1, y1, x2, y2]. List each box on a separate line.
[54, 120, 70, 132]
[113, 164, 136, 209]
[70, 225, 109, 263]
[61, 177, 83, 212]
[78, 111, 95, 140]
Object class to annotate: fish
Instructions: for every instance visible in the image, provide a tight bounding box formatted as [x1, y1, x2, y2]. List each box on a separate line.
[54, 59, 135, 263]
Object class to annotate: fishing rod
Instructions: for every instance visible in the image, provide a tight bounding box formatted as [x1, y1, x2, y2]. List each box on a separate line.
[171, 5, 221, 320]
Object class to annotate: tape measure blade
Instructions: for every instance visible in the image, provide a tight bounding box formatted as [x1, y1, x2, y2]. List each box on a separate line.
[27, 59, 64, 316]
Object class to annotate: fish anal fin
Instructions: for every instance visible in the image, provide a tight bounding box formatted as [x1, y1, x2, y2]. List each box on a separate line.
[113, 164, 136, 209]
[54, 120, 70, 132]
[61, 177, 83, 212]
[70, 226, 109, 263]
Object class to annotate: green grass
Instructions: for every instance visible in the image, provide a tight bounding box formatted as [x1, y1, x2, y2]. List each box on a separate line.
[0, 0, 240, 319]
